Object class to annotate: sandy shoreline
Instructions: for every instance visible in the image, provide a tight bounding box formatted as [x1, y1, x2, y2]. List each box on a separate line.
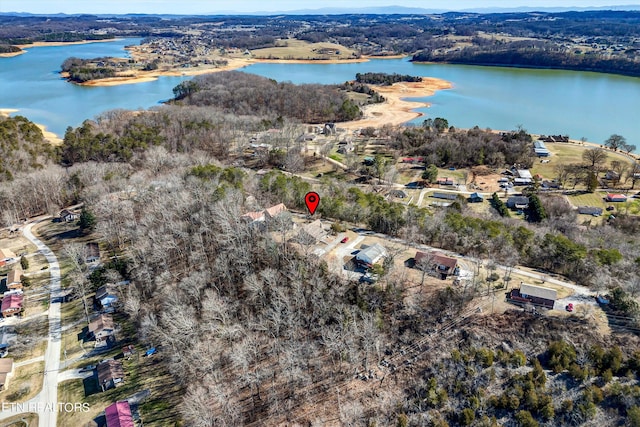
[0, 38, 122, 58]
[71, 55, 403, 87]
[0, 108, 63, 145]
[338, 77, 453, 130]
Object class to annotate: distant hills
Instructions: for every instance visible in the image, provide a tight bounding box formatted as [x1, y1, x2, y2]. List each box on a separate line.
[2, 4, 640, 17]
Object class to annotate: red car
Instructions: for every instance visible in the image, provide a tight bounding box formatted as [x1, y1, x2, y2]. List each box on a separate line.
[341, 237, 349, 243]
[566, 303, 574, 312]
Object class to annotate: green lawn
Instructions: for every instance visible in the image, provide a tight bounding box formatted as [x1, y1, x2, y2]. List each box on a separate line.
[530, 142, 634, 181]
[567, 192, 608, 209]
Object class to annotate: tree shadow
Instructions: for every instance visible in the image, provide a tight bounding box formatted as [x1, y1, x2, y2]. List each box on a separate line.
[83, 373, 101, 397]
[51, 228, 82, 241]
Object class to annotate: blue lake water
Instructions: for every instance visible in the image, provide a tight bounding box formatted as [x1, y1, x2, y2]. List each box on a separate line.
[1, 38, 640, 148]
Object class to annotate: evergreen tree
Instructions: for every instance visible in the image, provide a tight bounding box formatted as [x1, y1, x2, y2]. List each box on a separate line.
[79, 207, 96, 234]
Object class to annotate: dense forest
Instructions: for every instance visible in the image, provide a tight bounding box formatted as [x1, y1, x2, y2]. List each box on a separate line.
[0, 115, 55, 181]
[171, 71, 366, 123]
[0, 44, 20, 53]
[412, 40, 640, 78]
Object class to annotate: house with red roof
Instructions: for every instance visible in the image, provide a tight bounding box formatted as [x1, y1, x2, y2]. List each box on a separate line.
[606, 193, 627, 202]
[105, 401, 134, 427]
[1, 294, 23, 317]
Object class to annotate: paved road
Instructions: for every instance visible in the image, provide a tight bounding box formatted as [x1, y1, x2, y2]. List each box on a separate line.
[57, 369, 94, 383]
[0, 222, 63, 427]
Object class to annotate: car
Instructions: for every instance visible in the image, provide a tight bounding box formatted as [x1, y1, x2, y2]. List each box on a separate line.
[341, 237, 349, 243]
[606, 206, 615, 211]
[79, 365, 96, 373]
[566, 303, 574, 312]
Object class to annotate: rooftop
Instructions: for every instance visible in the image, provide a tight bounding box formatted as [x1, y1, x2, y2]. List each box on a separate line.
[105, 401, 135, 427]
[520, 283, 557, 301]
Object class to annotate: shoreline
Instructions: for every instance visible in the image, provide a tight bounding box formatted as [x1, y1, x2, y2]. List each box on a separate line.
[67, 57, 255, 87]
[0, 108, 63, 145]
[65, 55, 406, 87]
[338, 77, 453, 130]
[0, 38, 122, 58]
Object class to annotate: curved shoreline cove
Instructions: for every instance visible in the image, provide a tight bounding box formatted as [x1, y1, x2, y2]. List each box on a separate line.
[1, 38, 640, 149]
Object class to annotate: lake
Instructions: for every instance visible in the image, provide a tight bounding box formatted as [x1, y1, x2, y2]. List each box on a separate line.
[1, 38, 640, 148]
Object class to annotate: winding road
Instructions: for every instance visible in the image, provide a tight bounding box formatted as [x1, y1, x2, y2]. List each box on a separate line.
[0, 221, 63, 427]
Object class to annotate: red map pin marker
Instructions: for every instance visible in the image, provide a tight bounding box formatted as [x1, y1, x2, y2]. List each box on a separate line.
[305, 192, 320, 215]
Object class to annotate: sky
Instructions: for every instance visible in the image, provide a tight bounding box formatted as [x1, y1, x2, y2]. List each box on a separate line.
[1, 0, 639, 14]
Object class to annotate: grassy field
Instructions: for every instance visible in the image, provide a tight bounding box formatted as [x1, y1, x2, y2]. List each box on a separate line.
[0, 362, 44, 404]
[530, 142, 634, 180]
[251, 39, 358, 60]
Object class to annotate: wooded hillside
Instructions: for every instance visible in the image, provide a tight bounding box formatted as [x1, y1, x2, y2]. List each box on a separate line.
[0, 115, 54, 180]
[172, 71, 364, 123]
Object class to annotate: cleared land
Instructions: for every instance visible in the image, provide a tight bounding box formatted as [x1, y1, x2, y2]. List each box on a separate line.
[251, 39, 359, 60]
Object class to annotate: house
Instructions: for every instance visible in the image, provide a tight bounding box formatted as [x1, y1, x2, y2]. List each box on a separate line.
[356, 244, 387, 267]
[264, 203, 287, 220]
[6, 268, 22, 290]
[432, 192, 458, 201]
[296, 220, 326, 244]
[606, 193, 627, 202]
[105, 401, 135, 427]
[605, 170, 620, 181]
[85, 243, 100, 263]
[0, 358, 14, 391]
[95, 285, 119, 309]
[59, 209, 79, 223]
[97, 359, 125, 391]
[0, 249, 17, 268]
[415, 251, 459, 279]
[541, 180, 560, 189]
[514, 169, 533, 185]
[468, 193, 484, 203]
[242, 203, 288, 224]
[89, 314, 115, 348]
[517, 170, 533, 180]
[507, 196, 530, 209]
[436, 177, 455, 186]
[578, 206, 603, 216]
[241, 211, 265, 223]
[533, 140, 551, 157]
[1, 294, 23, 317]
[507, 283, 557, 310]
